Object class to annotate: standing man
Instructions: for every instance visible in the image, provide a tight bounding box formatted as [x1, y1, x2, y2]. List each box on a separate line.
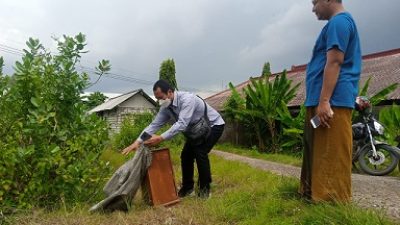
[122, 80, 225, 199]
[300, 0, 361, 203]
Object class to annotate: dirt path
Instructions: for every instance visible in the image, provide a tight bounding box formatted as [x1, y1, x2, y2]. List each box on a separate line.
[212, 150, 400, 220]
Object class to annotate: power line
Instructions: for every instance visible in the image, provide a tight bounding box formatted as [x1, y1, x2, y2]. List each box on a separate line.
[79, 65, 154, 86]
[81, 66, 218, 93]
[0, 44, 24, 53]
[80, 58, 157, 79]
[0, 48, 23, 56]
[0, 42, 220, 93]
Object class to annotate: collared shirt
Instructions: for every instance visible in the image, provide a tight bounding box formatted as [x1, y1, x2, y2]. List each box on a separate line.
[305, 12, 361, 108]
[137, 91, 225, 142]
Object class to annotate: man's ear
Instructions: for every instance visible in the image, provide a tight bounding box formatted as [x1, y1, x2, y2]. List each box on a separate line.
[167, 89, 174, 97]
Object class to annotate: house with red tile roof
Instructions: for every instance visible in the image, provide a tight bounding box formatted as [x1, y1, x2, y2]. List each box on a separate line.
[206, 48, 400, 111]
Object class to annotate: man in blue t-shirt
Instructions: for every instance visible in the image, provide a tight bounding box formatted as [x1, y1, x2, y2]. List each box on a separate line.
[299, 0, 361, 203]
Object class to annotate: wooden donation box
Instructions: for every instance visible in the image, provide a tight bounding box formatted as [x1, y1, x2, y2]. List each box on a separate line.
[144, 148, 180, 206]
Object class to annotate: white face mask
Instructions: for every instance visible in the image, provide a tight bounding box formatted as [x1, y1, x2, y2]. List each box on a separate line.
[159, 98, 172, 108]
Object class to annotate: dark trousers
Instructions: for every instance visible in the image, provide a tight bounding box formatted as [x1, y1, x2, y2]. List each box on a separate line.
[181, 124, 224, 190]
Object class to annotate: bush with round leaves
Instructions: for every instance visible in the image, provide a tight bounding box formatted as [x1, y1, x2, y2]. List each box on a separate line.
[0, 34, 112, 210]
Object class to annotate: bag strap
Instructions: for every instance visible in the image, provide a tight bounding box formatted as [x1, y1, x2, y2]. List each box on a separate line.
[167, 106, 178, 121]
[197, 95, 209, 122]
[167, 95, 209, 121]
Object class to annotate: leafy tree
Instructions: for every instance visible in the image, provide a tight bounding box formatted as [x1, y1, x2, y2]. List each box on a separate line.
[0, 56, 3, 75]
[159, 58, 178, 90]
[0, 33, 111, 210]
[85, 91, 107, 109]
[261, 62, 271, 77]
[223, 83, 246, 145]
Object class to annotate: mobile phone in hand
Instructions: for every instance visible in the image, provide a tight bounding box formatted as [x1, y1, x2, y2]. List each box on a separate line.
[140, 132, 152, 141]
[310, 115, 321, 129]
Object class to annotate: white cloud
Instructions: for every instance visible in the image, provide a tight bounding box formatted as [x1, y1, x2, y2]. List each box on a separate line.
[238, 3, 321, 67]
[0, 0, 399, 93]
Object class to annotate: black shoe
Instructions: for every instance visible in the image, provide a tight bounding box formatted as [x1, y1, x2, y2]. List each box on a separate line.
[178, 187, 194, 198]
[197, 188, 211, 199]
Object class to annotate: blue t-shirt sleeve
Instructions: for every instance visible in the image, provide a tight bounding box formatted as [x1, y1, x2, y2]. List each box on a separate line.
[325, 16, 352, 53]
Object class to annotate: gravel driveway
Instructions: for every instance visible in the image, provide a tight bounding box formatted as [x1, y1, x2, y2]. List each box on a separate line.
[212, 150, 400, 220]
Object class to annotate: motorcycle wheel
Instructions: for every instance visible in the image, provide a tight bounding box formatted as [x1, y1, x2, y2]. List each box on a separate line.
[358, 144, 399, 176]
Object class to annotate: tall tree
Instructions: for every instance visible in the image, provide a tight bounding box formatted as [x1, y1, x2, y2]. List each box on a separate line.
[0, 56, 3, 75]
[261, 62, 271, 77]
[159, 58, 178, 90]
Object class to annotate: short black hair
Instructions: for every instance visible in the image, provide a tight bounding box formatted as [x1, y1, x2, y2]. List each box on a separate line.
[153, 79, 174, 94]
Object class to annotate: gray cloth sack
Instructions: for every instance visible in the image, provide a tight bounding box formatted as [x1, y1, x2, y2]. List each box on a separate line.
[89, 145, 152, 212]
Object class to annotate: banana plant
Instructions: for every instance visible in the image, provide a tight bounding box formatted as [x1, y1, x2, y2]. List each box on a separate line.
[277, 105, 305, 153]
[359, 76, 398, 105]
[379, 104, 400, 146]
[242, 70, 300, 153]
[354, 76, 399, 120]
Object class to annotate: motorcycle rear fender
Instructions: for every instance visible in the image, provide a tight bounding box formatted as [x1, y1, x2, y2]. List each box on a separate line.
[377, 141, 400, 158]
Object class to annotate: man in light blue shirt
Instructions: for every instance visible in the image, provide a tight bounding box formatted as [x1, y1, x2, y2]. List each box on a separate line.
[122, 80, 225, 199]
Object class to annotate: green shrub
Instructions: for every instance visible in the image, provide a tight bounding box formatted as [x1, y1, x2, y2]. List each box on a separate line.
[379, 104, 400, 146]
[0, 34, 111, 210]
[277, 105, 305, 155]
[111, 112, 187, 152]
[111, 112, 155, 151]
[224, 66, 300, 153]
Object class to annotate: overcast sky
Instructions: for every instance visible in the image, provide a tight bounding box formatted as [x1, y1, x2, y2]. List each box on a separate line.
[0, 0, 399, 97]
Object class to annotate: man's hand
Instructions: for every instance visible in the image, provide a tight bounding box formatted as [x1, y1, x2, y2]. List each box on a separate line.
[144, 134, 164, 146]
[317, 101, 334, 128]
[317, 49, 342, 128]
[121, 141, 140, 155]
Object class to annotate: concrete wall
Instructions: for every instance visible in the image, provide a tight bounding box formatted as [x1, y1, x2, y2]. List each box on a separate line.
[218, 120, 256, 147]
[101, 94, 157, 133]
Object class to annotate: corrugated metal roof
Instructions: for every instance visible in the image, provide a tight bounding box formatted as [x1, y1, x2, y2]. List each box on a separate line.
[206, 48, 400, 111]
[89, 89, 143, 113]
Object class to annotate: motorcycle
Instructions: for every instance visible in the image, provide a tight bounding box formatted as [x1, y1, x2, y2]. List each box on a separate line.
[352, 97, 400, 176]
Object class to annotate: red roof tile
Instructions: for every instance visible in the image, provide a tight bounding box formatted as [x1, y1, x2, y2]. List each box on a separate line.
[206, 48, 400, 111]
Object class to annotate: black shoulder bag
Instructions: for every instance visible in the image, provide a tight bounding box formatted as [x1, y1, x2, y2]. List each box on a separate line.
[168, 96, 211, 141]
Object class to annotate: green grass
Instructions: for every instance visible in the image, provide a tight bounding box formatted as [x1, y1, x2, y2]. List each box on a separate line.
[389, 166, 400, 177]
[387, 152, 400, 176]
[215, 143, 303, 167]
[4, 145, 396, 225]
